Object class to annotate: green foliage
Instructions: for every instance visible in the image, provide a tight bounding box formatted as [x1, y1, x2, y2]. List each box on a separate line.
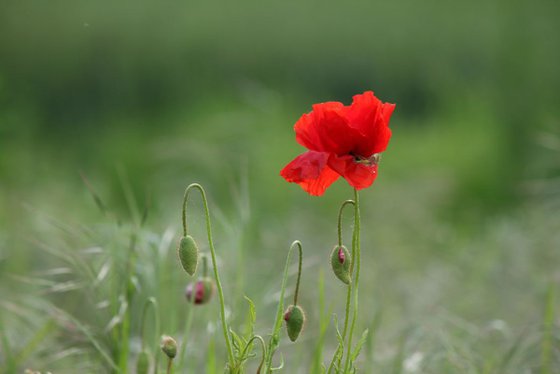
[1, 1, 560, 371]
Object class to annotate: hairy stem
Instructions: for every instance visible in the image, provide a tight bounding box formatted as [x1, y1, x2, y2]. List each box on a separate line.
[343, 189, 361, 372]
[181, 183, 235, 369]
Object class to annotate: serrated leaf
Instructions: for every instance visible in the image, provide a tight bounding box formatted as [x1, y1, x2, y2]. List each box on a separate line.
[351, 328, 369, 361]
[229, 328, 245, 355]
[243, 295, 256, 339]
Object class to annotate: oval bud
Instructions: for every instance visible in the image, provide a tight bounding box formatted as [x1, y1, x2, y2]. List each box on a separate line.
[161, 335, 178, 359]
[178, 235, 199, 276]
[283, 304, 305, 342]
[330, 245, 351, 284]
[136, 349, 151, 374]
[185, 277, 215, 305]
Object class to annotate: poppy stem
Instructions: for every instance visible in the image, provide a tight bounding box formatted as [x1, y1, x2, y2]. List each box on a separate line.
[293, 240, 303, 307]
[343, 188, 361, 372]
[329, 198, 357, 373]
[178, 303, 194, 370]
[337, 200, 356, 248]
[140, 297, 160, 352]
[181, 183, 235, 370]
[201, 254, 209, 278]
[265, 240, 304, 372]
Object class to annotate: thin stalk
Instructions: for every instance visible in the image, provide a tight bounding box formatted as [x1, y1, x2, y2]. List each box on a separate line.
[118, 233, 137, 373]
[167, 357, 174, 374]
[178, 302, 195, 369]
[181, 183, 235, 369]
[328, 199, 356, 373]
[337, 200, 356, 247]
[140, 297, 160, 351]
[343, 189, 361, 372]
[264, 240, 304, 372]
[239, 335, 267, 373]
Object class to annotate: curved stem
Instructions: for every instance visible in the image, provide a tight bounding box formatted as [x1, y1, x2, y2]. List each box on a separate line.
[344, 189, 361, 372]
[240, 335, 267, 373]
[181, 183, 235, 369]
[293, 241, 303, 307]
[140, 297, 160, 351]
[330, 198, 357, 372]
[265, 240, 303, 372]
[337, 200, 356, 247]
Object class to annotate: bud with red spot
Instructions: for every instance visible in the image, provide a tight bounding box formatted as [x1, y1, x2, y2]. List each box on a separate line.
[330, 245, 351, 284]
[185, 277, 215, 305]
[283, 304, 305, 342]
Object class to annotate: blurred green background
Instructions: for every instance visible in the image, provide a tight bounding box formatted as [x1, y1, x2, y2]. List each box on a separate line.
[1, 0, 559, 372]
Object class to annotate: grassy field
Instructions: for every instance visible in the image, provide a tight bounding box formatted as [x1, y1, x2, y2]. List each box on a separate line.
[1, 1, 560, 373]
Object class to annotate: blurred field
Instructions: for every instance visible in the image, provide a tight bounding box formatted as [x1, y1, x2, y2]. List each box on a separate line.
[1, 0, 560, 373]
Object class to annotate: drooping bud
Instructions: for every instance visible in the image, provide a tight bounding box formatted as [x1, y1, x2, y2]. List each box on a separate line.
[160, 335, 178, 359]
[178, 235, 199, 276]
[136, 349, 151, 374]
[283, 304, 305, 342]
[185, 277, 215, 305]
[330, 245, 351, 284]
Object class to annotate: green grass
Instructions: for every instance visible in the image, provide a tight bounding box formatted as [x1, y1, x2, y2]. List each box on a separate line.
[1, 82, 559, 371]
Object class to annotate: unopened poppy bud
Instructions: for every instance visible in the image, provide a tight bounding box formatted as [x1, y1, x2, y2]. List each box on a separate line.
[330, 245, 351, 284]
[283, 304, 305, 342]
[185, 277, 215, 305]
[136, 349, 151, 374]
[160, 335, 178, 359]
[178, 235, 199, 276]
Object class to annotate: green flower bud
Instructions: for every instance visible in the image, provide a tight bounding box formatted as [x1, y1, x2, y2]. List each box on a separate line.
[330, 245, 351, 284]
[136, 349, 151, 374]
[160, 335, 178, 359]
[283, 305, 305, 342]
[178, 235, 199, 276]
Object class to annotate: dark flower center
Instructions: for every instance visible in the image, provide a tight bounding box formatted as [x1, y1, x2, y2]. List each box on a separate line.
[351, 153, 381, 166]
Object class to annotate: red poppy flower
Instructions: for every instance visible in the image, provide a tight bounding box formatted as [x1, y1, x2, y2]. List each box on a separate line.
[280, 91, 395, 196]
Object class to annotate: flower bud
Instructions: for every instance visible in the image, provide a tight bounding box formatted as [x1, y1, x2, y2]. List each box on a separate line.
[178, 235, 199, 276]
[185, 277, 215, 305]
[283, 304, 305, 342]
[330, 245, 351, 284]
[136, 349, 151, 374]
[160, 335, 178, 359]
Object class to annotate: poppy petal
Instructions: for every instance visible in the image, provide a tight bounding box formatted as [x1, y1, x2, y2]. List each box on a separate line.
[280, 151, 340, 196]
[327, 154, 378, 190]
[346, 91, 394, 157]
[295, 102, 362, 155]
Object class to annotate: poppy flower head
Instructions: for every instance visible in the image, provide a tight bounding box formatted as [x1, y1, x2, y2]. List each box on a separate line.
[281, 91, 395, 196]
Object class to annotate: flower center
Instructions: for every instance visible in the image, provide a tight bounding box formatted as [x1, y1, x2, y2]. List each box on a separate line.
[351, 153, 381, 166]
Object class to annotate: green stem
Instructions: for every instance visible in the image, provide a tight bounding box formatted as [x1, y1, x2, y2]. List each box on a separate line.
[140, 297, 160, 351]
[337, 200, 356, 247]
[265, 240, 303, 372]
[178, 302, 195, 369]
[239, 335, 267, 373]
[181, 183, 235, 369]
[327, 198, 356, 373]
[343, 189, 361, 372]
[167, 357, 174, 374]
[118, 233, 137, 373]
[293, 241, 303, 307]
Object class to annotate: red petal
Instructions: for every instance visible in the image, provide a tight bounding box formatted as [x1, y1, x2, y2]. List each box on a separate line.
[295, 102, 362, 155]
[346, 91, 395, 157]
[327, 154, 378, 190]
[280, 151, 340, 196]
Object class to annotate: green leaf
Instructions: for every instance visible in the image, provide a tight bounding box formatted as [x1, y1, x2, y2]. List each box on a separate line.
[351, 328, 369, 361]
